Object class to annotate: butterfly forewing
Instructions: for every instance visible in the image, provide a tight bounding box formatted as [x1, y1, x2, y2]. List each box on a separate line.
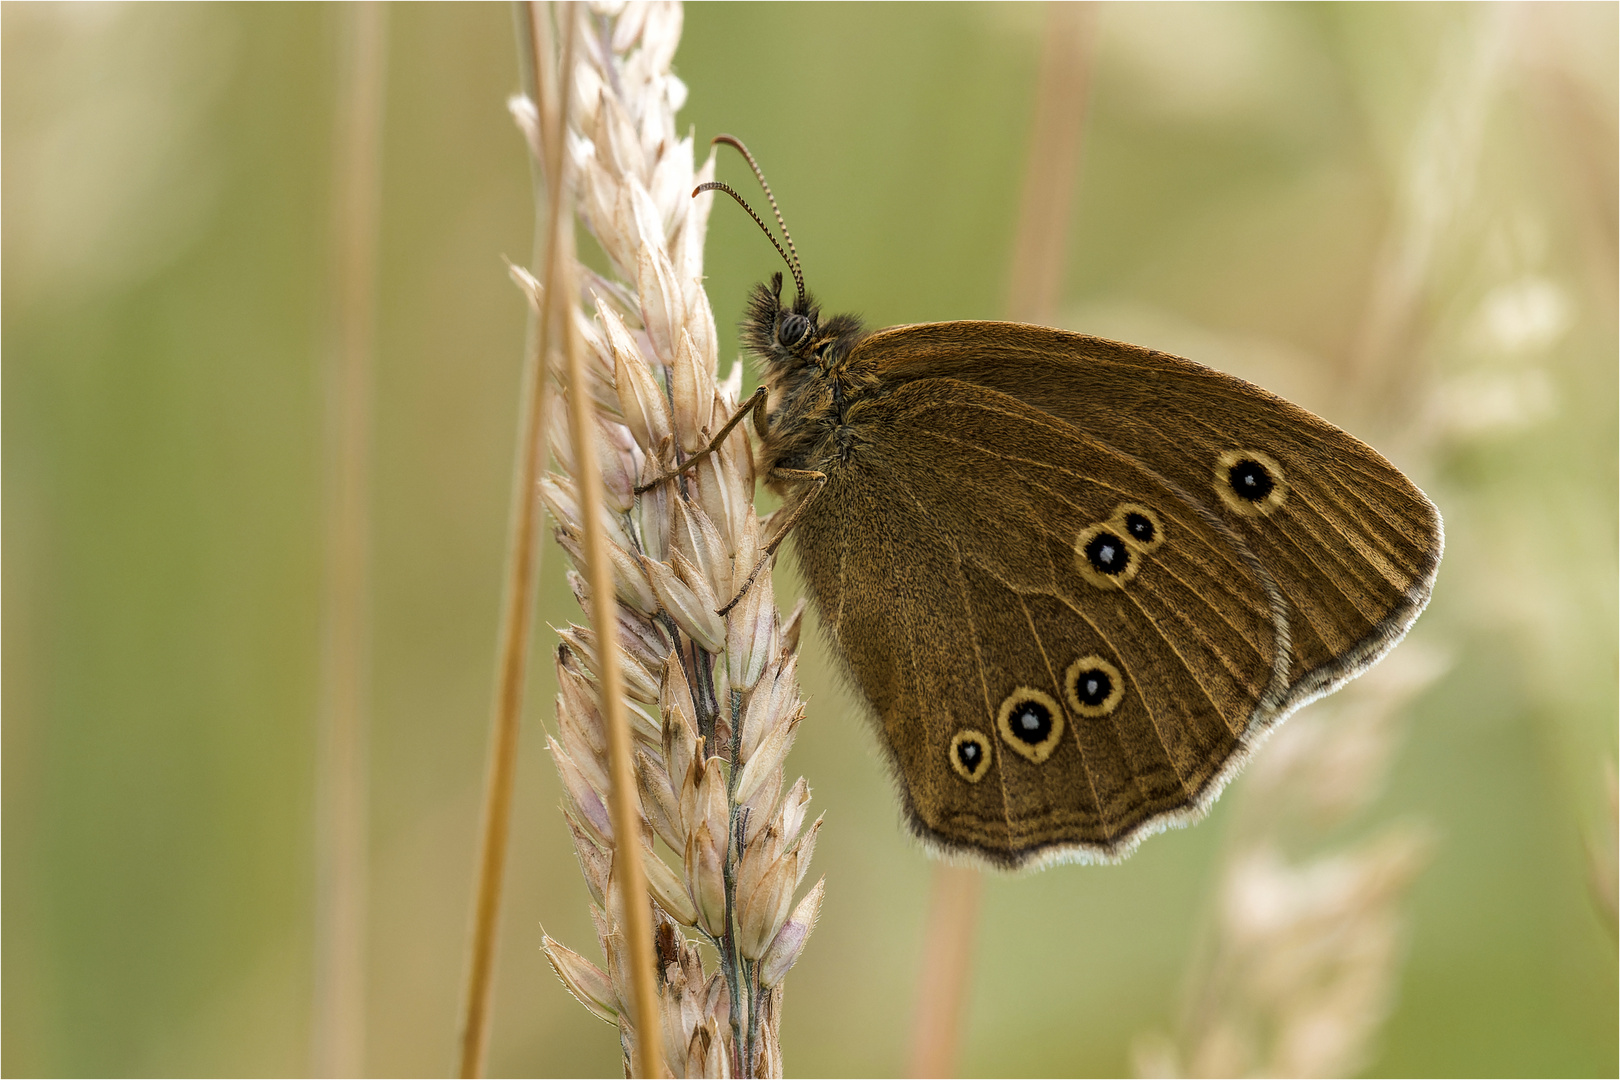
[857, 323, 1443, 719]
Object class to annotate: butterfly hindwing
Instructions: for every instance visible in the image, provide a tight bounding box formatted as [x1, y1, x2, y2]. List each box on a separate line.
[790, 457, 1017, 853]
[794, 376, 1287, 866]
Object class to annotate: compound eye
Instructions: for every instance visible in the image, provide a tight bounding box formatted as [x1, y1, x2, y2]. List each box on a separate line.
[779, 311, 811, 348]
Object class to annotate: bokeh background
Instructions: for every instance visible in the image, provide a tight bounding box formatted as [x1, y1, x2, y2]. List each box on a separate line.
[4, 2, 1615, 1076]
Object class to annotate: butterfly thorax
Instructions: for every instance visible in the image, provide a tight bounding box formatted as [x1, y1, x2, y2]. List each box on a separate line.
[742, 273, 880, 488]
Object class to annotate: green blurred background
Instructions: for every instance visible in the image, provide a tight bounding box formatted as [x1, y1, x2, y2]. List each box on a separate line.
[4, 2, 1615, 1076]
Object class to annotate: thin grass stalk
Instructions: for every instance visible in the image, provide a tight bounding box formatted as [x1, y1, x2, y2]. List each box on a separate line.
[1137, 647, 1446, 1078]
[544, 9, 665, 1073]
[905, 865, 983, 1080]
[454, 4, 570, 1074]
[1004, 1, 1096, 327]
[312, 4, 385, 1076]
[1589, 761, 1617, 936]
[905, 6, 1095, 1077]
[1346, 4, 1511, 423]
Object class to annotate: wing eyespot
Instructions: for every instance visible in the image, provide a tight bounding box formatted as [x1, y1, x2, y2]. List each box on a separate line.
[995, 688, 1065, 763]
[1111, 503, 1165, 553]
[1064, 655, 1125, 718]
[948, 729, 993, 783]
[1074, 523, 1139, 589]
[1215, 449, 1289, 516]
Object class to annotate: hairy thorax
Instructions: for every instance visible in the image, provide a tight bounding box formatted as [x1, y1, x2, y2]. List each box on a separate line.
[758, 358, 883, 489]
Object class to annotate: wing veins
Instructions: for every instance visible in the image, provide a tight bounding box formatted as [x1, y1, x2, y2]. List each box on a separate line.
[1128, 568, 1268, 703]
[887, 464, 1167, 832]
[1016, 593, 1106, 824]
[923, 440, 1270, 730]
[1294, 470, 1424, 587]
[1040, 583, 1197, 801]
[911, 428, 1262, 594]
[1285, 485, 1411, 603]
[888, 471, 1015, 839]
[908, 410, 1273, 751]
[1244, 508, 1373, 658]
[911, 428, 1275, 663]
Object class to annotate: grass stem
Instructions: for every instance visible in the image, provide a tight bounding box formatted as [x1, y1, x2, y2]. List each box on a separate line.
[548, 1, 665, 1060]
[905, 865, 982, 1079]
[312, 5, 386, 1076]
[454, 4, 562, 1075]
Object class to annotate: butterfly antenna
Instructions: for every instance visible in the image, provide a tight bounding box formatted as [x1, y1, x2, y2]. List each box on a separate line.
[703, 134, 807, 307]
[711, 137, 803, 283]
[694, 180, 805, 304]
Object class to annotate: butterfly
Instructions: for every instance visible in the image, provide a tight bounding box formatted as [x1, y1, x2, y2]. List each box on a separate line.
[667, 138, 1442, 870]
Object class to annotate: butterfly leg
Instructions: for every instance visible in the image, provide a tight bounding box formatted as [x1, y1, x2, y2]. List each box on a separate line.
[717, 468, 826, 615]
[631, 386, 768, 494]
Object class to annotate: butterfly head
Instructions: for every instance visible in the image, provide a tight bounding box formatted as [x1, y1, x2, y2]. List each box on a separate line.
[744, 271, 866, 377]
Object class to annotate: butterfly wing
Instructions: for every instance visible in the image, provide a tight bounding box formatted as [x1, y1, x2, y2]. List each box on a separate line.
[794, 380, 1282, 867]
[862, 322, 1443, 725]
[791, 325, 1439, 868]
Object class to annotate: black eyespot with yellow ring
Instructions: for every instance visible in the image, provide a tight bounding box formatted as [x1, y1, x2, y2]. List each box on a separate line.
[1111, 503, 1165, 554]
[949, 729, 993, 783]
[996, 688, 1066, 763]
[1065, 655, 1125, 718]
[1074, 522, 1140, 589]
[1215, 449, 1289, 517]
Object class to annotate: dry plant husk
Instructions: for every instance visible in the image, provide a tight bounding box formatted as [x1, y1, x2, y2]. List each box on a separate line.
[523, 3, 821, 1076]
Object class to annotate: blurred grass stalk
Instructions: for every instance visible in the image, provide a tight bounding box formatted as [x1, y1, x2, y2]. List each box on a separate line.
[1135, 8, 1521, 1077]
[905, 6, 1095, 1078]
[1347, 1, 1511, 426]
[1588, 761, 1617, 936]
[311, 4, 386, 1077]
[1134, 649, 1448, 1079]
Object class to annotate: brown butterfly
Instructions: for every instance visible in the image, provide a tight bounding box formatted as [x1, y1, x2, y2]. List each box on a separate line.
[661, 138, 1442, 870]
